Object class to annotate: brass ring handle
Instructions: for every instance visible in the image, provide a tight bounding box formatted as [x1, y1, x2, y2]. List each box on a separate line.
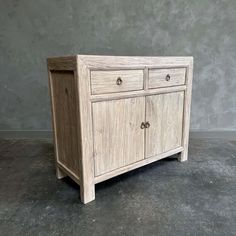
[140, 122, 146, 129]
[116, 77, 123, 85]
[145, 122, 150, 128]
[166, 74, 171, 81]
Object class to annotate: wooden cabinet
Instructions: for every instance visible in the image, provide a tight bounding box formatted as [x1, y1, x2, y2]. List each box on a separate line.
[47, 55, 193, 204]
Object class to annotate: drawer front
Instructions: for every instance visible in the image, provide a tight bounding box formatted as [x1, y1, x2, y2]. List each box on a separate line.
[148, 68, 186, 89]
[91, 70, 144, 95]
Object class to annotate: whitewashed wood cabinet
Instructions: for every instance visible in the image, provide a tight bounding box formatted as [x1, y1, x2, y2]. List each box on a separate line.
[47, 55, 193, 204]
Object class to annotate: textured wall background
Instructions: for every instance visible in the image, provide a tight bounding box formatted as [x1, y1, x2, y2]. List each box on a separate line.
[0, 0, 236, 131]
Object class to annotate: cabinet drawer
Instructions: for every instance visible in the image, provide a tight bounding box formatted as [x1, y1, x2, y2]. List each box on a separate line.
[148, 68, 186, 89]
[91, 70, 144, 95]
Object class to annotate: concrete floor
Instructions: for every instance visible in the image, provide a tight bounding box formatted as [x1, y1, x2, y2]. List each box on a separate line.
[0, 138, 235, 236]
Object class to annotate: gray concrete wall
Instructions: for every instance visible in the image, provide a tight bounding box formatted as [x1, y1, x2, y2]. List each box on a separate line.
[0, 0, 236, 131]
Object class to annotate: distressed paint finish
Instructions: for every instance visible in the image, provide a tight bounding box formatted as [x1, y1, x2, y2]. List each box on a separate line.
[0, 0, 236, 131]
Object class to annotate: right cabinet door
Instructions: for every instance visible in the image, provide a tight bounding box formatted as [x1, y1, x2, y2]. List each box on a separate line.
[146, 91, 184, 158]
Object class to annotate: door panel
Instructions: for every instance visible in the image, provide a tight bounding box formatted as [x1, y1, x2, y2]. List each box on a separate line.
[93, 97, 145, 176]
[146, 91, 184, 158]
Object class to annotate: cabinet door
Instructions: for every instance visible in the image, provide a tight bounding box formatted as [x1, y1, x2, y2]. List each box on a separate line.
[146, 91, 184, 158]
[92, 97, 145, 176]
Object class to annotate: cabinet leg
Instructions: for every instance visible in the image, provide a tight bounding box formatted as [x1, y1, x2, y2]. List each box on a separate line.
[80, 183, 95, 204]
[178, 150, 188, 162]
[56, 166, 67, 179]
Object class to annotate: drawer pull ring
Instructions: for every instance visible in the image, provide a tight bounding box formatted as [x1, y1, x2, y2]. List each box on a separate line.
[166, 74, 171, 81]
[140, 122, 146, 129]
[116, 77, 123, 85]
[145, 122, 150, 128]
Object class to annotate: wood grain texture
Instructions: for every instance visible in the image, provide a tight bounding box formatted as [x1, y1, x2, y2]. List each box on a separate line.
[47, 68, 66, 180]
[49, 71, 81, 178]
[91, 70, 144, 94]
[76, 56, 95, 203]
[149, 68, 186, 89]
[179, 60, 194, 162]
[92, 97, 145, 176]
[91, 85, 187, 102]
[146, 91, 184, 158]
[78, 55, 193, 69]
[47, 56, 77, 70]
[144, 67, 149, 91]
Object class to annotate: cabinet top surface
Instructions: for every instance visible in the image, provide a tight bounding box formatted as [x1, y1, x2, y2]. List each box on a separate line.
[47, 55, 193, 71]
[48, 54, 193, 61]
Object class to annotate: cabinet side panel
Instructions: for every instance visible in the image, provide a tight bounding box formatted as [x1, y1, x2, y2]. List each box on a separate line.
[50, 71, 80, 176]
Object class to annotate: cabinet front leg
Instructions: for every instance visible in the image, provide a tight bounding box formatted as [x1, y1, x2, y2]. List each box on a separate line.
[80, 183, 95, 204]
[178, 150, 188, 162]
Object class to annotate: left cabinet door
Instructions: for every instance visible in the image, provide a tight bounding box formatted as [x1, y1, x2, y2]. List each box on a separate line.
[92, 97, 145, 176]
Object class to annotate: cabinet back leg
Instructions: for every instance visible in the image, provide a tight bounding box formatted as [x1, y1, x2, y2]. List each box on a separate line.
[178, 150, 188, 162]
[56, 166, 67, 179]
